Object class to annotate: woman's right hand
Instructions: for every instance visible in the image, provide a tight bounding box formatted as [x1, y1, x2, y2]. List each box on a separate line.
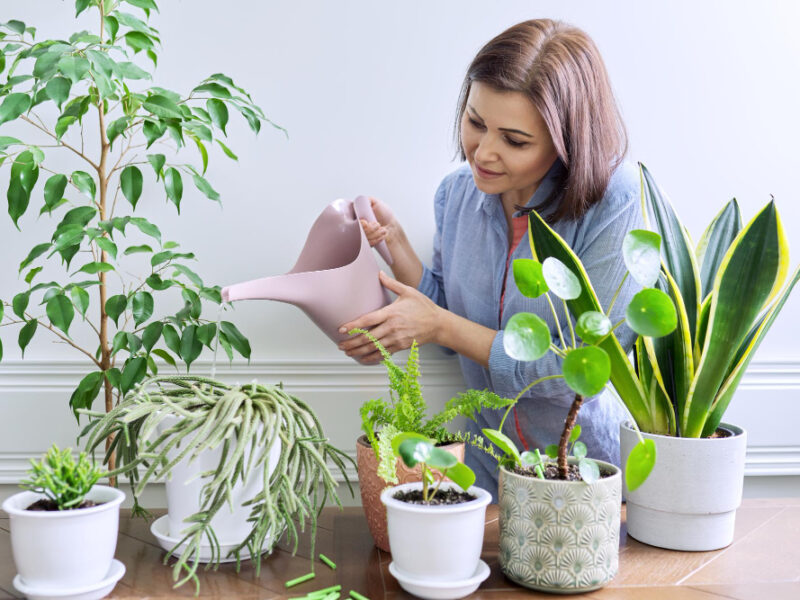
[359, 197, 396, 248]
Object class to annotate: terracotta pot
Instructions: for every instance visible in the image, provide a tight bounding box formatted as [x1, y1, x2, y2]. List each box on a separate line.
[356, 434, 465, 551]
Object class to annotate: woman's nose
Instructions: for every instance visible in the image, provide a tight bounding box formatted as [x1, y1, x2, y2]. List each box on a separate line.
[474, 134, 499, 162]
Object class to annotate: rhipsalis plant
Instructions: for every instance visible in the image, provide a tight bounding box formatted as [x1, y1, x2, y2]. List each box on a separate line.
[0, 2, 281, 469]
[21, 444, 104, 510]
[351, 327, 511, 483]
[80, 375, 355, 592]
[482, 224, 680, 490]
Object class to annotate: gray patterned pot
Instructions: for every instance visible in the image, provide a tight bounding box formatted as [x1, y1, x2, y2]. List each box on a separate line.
[498, 460, 621, 594]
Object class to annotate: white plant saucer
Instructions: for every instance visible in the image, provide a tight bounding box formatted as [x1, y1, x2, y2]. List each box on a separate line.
[13, 559, 125, 600]
[388, 559, 490, 600]
[150, 514, 272, 564]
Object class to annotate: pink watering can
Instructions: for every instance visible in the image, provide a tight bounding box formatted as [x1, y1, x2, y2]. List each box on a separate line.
[221, 196, 393, 344]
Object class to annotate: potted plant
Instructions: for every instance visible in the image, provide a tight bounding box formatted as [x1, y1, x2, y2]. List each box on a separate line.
[0, 0, 270, 472]
[1, 445, 125, 597]
[381, 432, 492, 600]
[351, 327, 510, 551]
[471, 224, 676, 593]
[80, 374, 355, 592]
[528, 164, 799, 550]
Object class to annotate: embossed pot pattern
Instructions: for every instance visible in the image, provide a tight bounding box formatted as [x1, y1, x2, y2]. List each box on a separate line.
[498, 461, 621, 594]
[356, 435, 465, 552]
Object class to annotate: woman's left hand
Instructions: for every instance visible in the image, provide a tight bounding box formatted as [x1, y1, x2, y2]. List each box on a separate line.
[338, 271, 442, 363]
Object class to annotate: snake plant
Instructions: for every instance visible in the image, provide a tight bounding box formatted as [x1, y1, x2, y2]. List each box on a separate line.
[529, 163, 799, 439]
[80, 375, 354, 592]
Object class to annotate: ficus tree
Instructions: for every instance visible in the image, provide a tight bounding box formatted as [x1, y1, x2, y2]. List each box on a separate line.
[0, 0, 278, 470]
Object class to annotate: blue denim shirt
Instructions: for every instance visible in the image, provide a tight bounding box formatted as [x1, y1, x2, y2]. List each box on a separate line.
[417, 160, 643, 500]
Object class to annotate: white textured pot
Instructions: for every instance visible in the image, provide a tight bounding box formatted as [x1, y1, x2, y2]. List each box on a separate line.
[499, 461, 621, 593]
[619, 422, 747, 551]
[158, 416, 281, 544]
[381, 481, 491, 582]
[1, 484, 124, 589]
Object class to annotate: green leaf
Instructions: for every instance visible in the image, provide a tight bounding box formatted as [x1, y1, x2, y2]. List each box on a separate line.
[503, 312, 550, 361]
[193, 82, 231, 98]
[18, 242, 52, 272]
[164, 167, 182, 211]
[5, 20, 26, 34]
[147, 153, 165, 178]
[142, 119, 166, 147]
[171, 263, 203, 287]
[45, 77, 71, 108]
[563, 346, 611, 397]
[572, 440, 587, 459]
[626, 288, 678, 338]
[18, 319, 37, 357]
[141, 320, 163, 352]
[68, 371, 104, 412]
[55, 115, 78, 139]
[481, 428, 521, 463]
[179, 324, 202, 369]
[124, 31, 155, 54]
[152, 348, 176, 368]
[7, 178, 30, 230]
[623, 229, 662, 288]
[512, 258, 548, 298]
[120, 165, 143, 209]
[57, 55, 90, 84]
[114, 61, 150, 80]
[46, 294, 74, 335]
[111, 331, 127, 355]
[131, 291, 153, 326]
[162, 323, 180, 355]
[196, 322, 216, 347]
[206, 98, 228, 134]
[625, 438, 656, 491]
[696, 198, 742, 300]
[575, 311, 612, 344]
[215, 139, 238, 160]
[75, 0, 92, 17]
[124, 244, 152, 255]
[12, 292, 29, 319]
[126, 333, 142, 354]
[397, 437, 432, 468]
[145, 273, 171, 290]
[542, 257, 581, 300]
[0, 136, 23, 151]
[104, 15, 119, 40]
[390, 432, 433, 457]
[578, 458, 600, 483]
[143, 94, 182, 119]
[75, 261, 113, 275]
[545, 444, 558, 459]
[95, 236, 117, 260]
[120, 356, 147, 394]
[43, 174, 68, 211]
[105, 294, 127, 325]
[123, 0, 159, 13]
[444, 462, 476, 492]
[33, 50, 62, 79]
[569, 423, 582, 443]
[194, 138, 208, 174]
[0, 93, 31, 125]
[427, 447, 458, 471]
[106, 116, 130, 145]
[71, 171, 95, 199]
[219, 321, 250, 359]
[129, 216, 161, 241]
[70, 285, 90, 317]
[24, 266, 42, 284]
[192, 174, 220, 201]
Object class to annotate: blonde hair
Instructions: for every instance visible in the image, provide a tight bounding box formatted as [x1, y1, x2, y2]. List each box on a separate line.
[455, 19, 628, 222]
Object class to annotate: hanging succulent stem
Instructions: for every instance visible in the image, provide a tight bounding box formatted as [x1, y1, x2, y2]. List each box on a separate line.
[80, 375, 355, 592]
[557, 394, 584, 479]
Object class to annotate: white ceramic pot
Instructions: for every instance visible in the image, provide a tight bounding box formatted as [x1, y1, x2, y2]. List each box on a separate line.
[1, 484, 124, 589]
[380, 481, 491, 582]
[158, 416, 281, 544]
[619, 422, 747, 551]
[499, 461, 621, 593]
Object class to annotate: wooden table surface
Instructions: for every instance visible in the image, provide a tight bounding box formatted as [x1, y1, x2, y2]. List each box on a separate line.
[2, 498, 799, 599]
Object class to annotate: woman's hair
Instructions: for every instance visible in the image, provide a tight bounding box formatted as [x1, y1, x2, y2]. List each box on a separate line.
[455, 19, 628, 222]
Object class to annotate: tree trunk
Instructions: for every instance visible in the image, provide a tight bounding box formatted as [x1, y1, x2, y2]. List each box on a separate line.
[557, 394, 584, 479]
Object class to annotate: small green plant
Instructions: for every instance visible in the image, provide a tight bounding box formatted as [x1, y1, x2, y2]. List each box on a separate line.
[391, 432, 476, 503]
[350, 327, 511, 483]
[21, 444, 104, 510]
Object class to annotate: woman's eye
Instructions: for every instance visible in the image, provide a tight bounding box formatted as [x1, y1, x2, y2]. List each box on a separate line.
[468, 117, 485, 129]
[505, 137, 527, 148]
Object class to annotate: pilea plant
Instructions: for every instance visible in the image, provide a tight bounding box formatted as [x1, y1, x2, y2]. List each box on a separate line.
[351, 327, 510, 483]
[0, 1, 278, 470]
[80, 375, 355, 591]
[21, 444, 104, 510]
[482, 224, 681, 489]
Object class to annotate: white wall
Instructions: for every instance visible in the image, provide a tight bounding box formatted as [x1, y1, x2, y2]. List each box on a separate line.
[1, 0, 798, 501]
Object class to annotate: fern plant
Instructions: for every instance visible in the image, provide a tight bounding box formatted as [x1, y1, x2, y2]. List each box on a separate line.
[350, 328, 511, 483]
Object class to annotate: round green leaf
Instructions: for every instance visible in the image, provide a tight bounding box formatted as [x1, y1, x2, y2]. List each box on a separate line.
[572, 440, 587, 459]
[391, 432, 434, 457]
[542, 257, 581, 300]
[120, 166, 143, 209]
[625, 288, 678, 338]
[578, 458, 600, 483]
[0, 93, 31, 126]
[427, 447, 458, 470]
[512, 258, 548, 298]
[398, 438, 433, 468]
[544, 444, 559, 459]
[562, 346, 611, 397]
[625, 438, 656, 492]
[575, 311, 612, 344]
[503, 312, 551, 361]
[445, 462, 476, 492]
[164, 167, 183, 211]
[132, 291, 154, 326]
[207, 98, 228, 135]
[623, 229, 662, 288]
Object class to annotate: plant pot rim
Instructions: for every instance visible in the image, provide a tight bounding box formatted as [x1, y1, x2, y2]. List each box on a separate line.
[621, 421, 745, 441]
[1, 484, 125, 518]
[356, 433, 463, 449]
[499, 458, 620, 484]
[380, 481, 491, 513]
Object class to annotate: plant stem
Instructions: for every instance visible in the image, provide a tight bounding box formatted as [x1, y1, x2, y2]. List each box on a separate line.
[545, 293, 566, 350]
[557, 394, 584, 479]
[498, 374, 564, 432]
[563, 298, 576, 348]
[19, 115, 99, 170]
[606, 272, 629, 317]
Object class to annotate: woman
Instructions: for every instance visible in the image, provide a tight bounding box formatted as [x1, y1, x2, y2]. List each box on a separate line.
[339, 19, 642, 499]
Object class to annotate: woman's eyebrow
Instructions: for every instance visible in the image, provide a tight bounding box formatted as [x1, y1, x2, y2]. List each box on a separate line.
[467, 104, 533, 138]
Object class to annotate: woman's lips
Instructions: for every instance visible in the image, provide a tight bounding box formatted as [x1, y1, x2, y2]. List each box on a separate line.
[475, 163, 503, 179]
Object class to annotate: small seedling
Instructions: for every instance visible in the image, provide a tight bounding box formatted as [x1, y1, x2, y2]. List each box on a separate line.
[20, 444, 104, 510]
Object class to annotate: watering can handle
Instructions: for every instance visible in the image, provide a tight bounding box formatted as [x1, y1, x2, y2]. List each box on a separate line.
[353, 195, 394, 265]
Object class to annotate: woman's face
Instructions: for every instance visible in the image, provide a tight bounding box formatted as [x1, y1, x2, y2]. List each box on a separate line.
[460, 81, 558, 205]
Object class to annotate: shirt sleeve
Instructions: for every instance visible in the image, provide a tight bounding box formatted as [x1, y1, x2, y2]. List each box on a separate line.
[486, 191, 644, 408]
[417, 178, 448, 309]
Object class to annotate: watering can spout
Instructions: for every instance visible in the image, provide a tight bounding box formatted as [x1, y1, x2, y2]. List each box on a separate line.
[220, 196, 392, 344]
